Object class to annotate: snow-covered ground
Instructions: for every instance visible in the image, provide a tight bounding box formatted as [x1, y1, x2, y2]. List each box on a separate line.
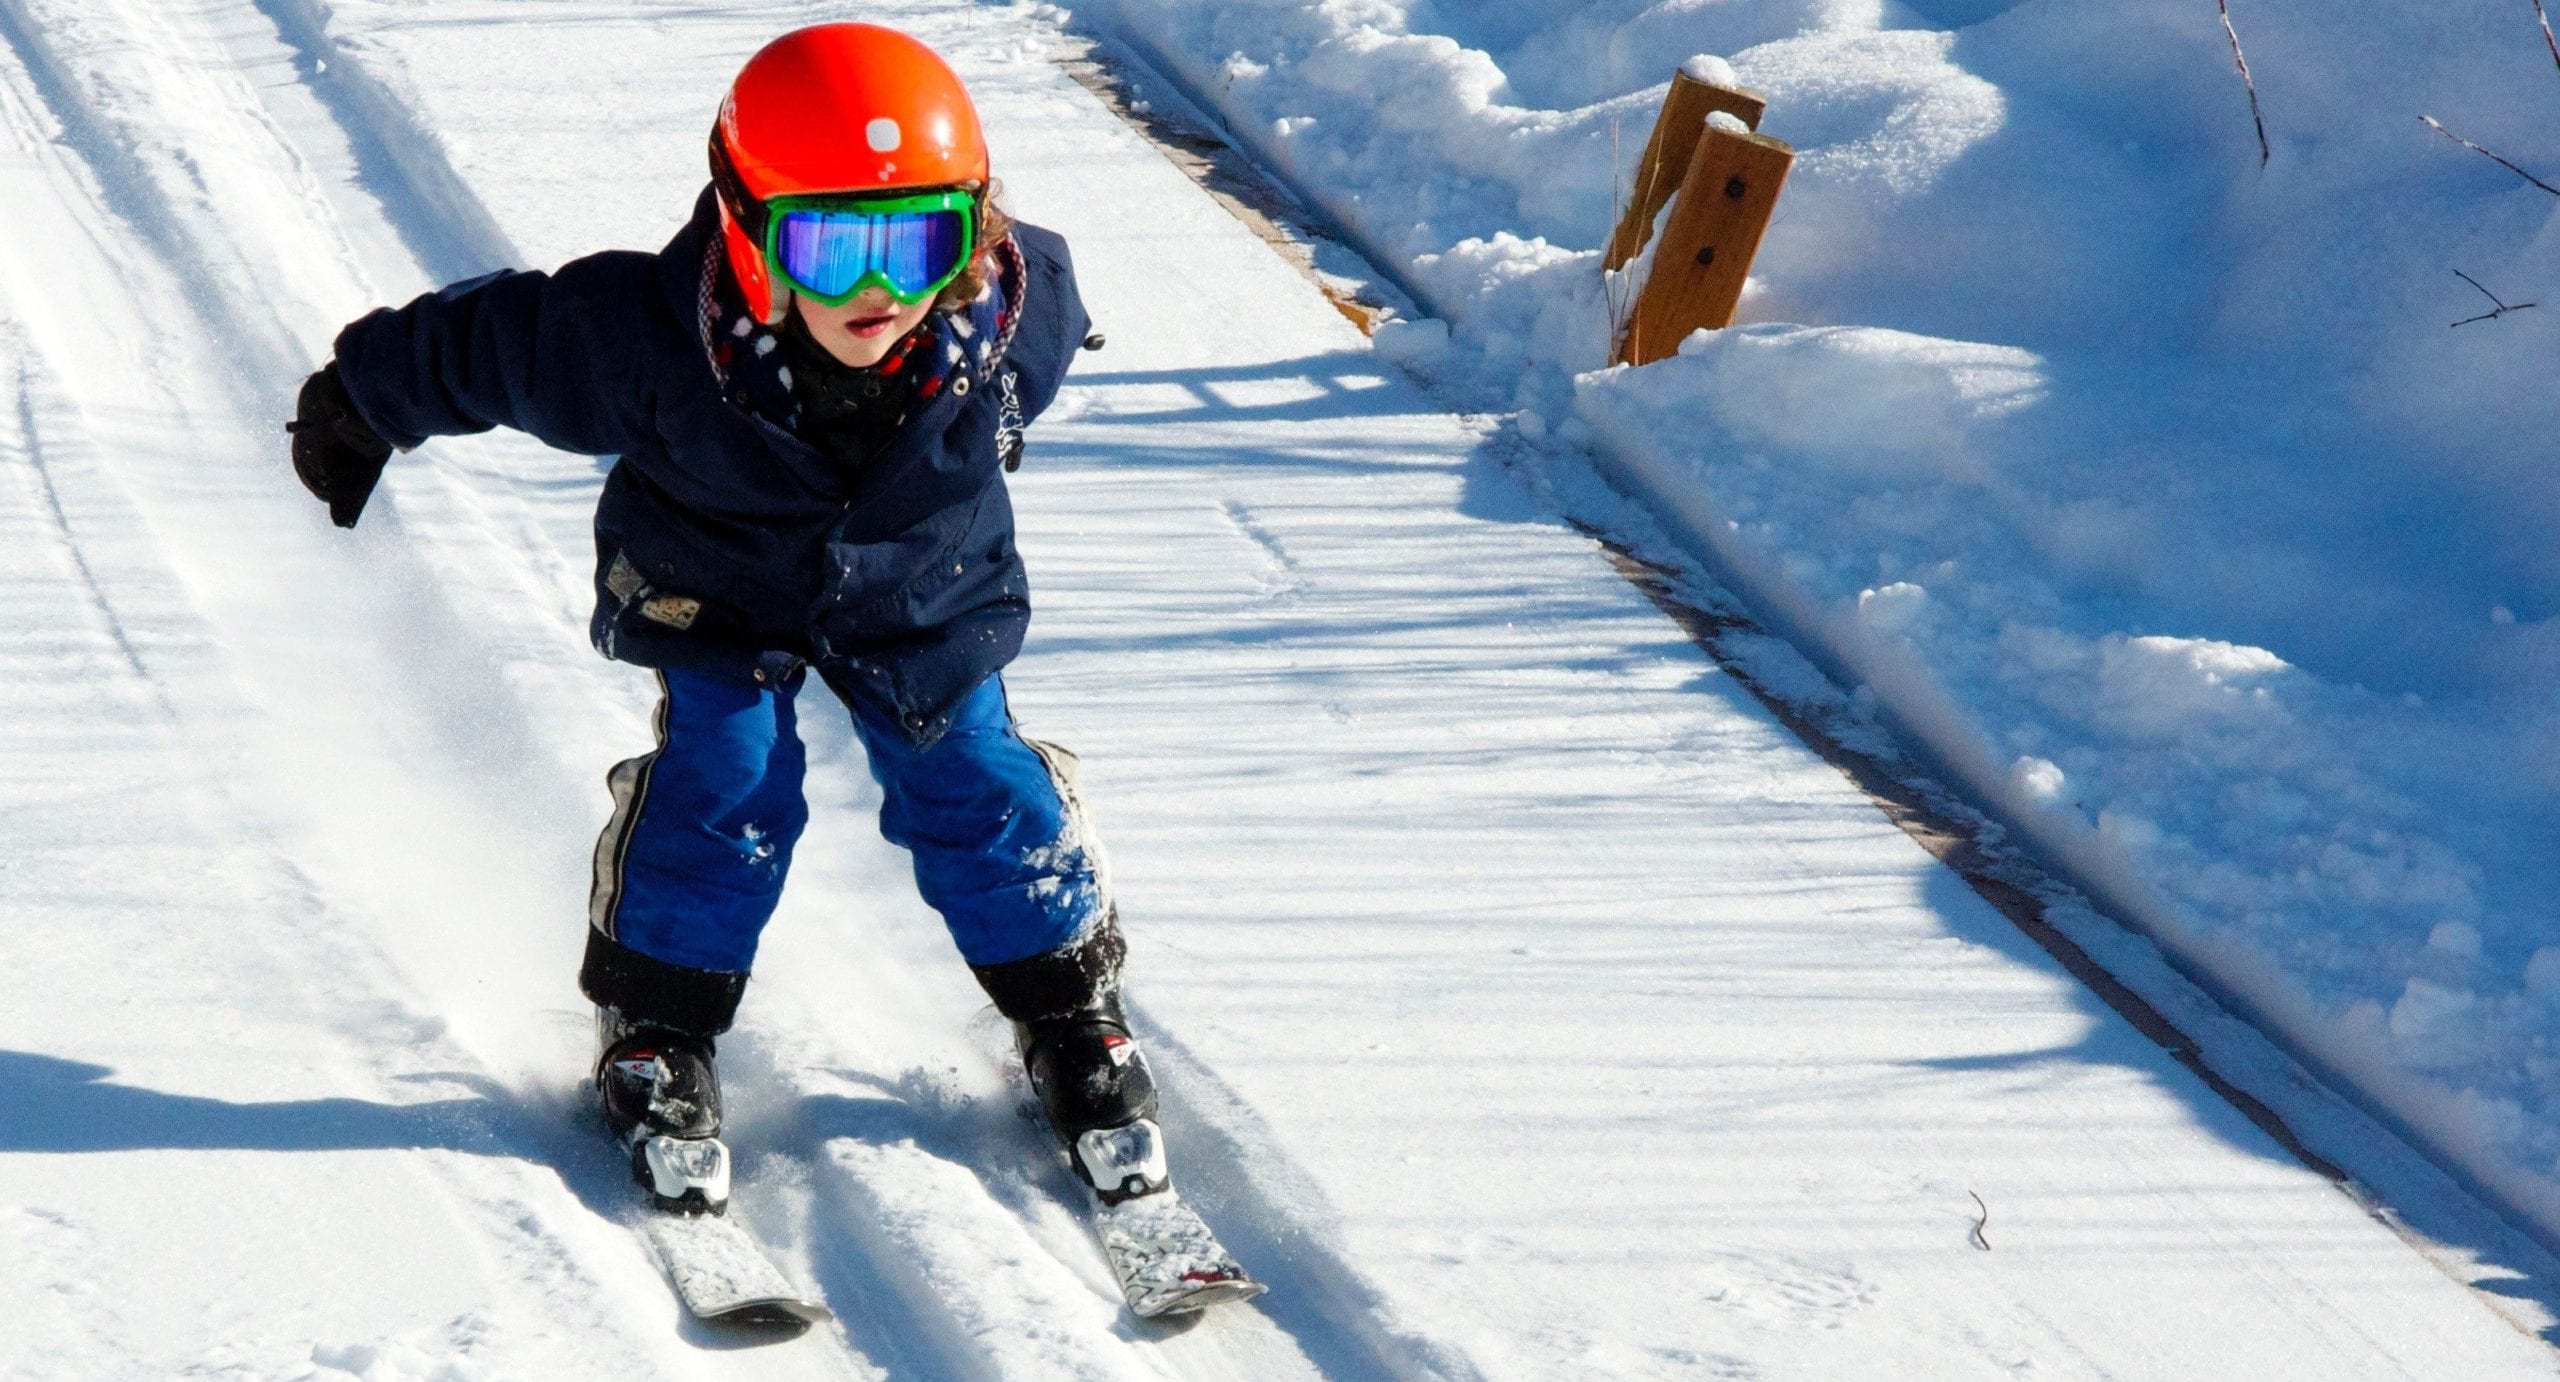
[1, 0, 2555, 1376]
[1072, 0, 2560, 1261]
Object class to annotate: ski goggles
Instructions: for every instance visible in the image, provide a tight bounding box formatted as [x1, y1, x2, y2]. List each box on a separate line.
[763, 189, 979, 307]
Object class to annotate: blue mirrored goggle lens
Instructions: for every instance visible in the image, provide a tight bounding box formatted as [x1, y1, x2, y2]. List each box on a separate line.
[773, 207, 969, 300]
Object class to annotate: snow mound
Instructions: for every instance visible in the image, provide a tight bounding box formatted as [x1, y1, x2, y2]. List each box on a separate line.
[1100, 0, 2560, 1242]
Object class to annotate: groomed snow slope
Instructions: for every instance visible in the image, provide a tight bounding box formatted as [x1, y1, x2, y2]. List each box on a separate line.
[1071, 0, 2560, 1247]
[0, 0, 2551, 1377]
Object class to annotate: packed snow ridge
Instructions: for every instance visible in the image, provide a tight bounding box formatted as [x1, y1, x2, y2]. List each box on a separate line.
[1083, 0, 2560, 1235]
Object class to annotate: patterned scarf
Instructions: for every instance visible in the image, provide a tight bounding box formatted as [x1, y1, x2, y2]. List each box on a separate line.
[695, 234, 1025, 441]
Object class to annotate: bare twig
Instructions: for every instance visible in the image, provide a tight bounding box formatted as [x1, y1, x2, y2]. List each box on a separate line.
[2420, 115, 2560, 196]
[2451, 269, 2541, 327]
[2537, 1, 2560, 77]
[2217, 1, 2271, 166]
[1968, 1191, 1992, 1251]
[1624, 115, 1678, 261]
[1607, 116, 1630, 356]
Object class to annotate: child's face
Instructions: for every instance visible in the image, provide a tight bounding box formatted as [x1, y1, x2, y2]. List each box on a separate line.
[794, 287, 936, 369]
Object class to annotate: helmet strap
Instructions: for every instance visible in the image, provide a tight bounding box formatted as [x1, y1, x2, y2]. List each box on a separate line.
[709, 129, 791, 324]
[708, 129, 769, 244]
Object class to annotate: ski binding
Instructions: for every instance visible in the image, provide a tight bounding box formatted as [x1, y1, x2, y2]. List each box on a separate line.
[634, 1131, 732, 1213]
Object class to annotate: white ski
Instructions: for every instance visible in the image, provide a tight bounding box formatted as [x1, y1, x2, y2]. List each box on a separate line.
[640, 1210, 832, 1328]
[1093, 1186, 1268, 1317]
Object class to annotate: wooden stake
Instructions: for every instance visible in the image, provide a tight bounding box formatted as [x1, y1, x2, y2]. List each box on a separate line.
[1604, 71, 1769, 272]
[1616, 124, 1793, 367]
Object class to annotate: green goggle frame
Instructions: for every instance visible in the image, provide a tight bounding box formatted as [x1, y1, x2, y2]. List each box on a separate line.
[762, 188, 981, 308]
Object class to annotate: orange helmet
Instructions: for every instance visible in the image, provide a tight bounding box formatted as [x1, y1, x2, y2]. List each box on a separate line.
[710, 24, 991, 323]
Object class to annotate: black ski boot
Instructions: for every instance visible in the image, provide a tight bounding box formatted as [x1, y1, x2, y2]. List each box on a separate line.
[596, 1008, 729, 1214]
[1016, 996, 1167, 1204]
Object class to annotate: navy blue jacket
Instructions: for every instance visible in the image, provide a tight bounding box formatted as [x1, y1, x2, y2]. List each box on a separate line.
[333, 189, 1091, 747]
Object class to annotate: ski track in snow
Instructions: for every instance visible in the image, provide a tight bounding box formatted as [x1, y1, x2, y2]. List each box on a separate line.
[1217, 499, 1312, 600]
[1, 0, 2557, 1377]
[0, 0, 1348, 1375]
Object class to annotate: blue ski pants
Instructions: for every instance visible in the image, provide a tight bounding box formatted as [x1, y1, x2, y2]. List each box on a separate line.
[588, 665, 1104, 977]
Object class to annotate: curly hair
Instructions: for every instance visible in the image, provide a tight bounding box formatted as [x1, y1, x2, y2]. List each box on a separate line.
[936, 184, 1014, 314]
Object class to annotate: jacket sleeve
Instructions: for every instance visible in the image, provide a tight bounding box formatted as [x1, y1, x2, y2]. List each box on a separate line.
[1005, 223, 1092, 425]
[330, 250, 660, 457]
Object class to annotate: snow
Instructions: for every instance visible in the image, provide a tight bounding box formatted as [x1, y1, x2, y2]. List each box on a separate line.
[1081, 0, 2560, 1266]
[1682, 53, 1737, 88]
[0, 0, 2555, 1376]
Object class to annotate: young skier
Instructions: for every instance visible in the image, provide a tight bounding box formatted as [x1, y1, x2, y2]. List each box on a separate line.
[283, 24, 1165, 1220]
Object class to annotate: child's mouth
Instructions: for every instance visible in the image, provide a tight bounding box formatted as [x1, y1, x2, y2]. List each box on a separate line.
[845, 313, 899, 339]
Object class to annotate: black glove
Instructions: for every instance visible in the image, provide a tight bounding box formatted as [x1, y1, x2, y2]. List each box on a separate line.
[286, 362, 394, 529]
